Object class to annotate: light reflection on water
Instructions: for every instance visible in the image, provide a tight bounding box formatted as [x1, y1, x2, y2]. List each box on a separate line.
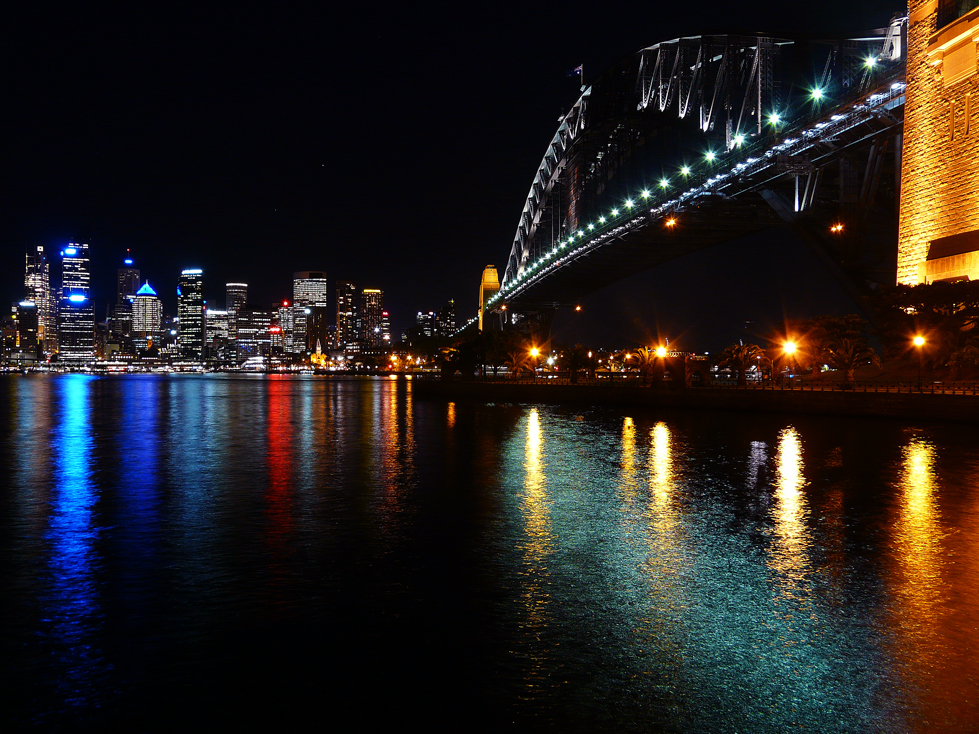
[3, 376, 979, 730]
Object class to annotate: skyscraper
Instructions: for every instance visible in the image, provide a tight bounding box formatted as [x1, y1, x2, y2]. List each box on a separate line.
[177, 268, 204, 359]
[110, 256, 140, 338]
[226, 282, 248, 347]
[132, 281, 163, 350]
[24, 245, 54, 354]
[360, 288, 384, 355]
[336, 280, 357, 352]
[58, 242, 95, 364]
[292, 271, 329, 357]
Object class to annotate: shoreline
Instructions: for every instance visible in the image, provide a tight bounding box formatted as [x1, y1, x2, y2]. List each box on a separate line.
[413, 379, 979, 424]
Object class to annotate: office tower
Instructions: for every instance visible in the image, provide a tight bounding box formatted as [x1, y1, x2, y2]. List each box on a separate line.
[416, 311, 435, 338]
[336, 280, 357, 352]
[360, 288, 384, 355]
[305, 305, 330, 354]
[273, 301, 290, 354]
[478, 265, 499, 331]
[292, 271, 329, 357]
[177, 268, 204, 359]
[226, 282, 248, 344]
[57, 242, 95, 364]
[438, 299, 456, 336]
[132, 281, 163, 350]
[12, 301, 40, 363]
[205, 309, 230, 360]
[25, 245, 55, 354]
[380, 310, 391, 345]
[117, 257, 140, 303]
[235, 304, 274, 361]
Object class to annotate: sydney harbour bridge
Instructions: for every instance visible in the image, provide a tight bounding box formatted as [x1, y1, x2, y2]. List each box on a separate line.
[462, 16, 909, 340]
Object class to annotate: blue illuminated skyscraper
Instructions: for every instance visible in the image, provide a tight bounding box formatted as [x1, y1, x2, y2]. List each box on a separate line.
[57, 242, 95, 364]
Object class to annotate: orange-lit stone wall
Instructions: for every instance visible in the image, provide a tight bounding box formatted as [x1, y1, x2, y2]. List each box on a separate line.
[898, 2, 979, 284]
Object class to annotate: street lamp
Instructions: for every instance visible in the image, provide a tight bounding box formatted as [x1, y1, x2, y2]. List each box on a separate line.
[913, 335, 925, 391]
[655, 346, 667, 358]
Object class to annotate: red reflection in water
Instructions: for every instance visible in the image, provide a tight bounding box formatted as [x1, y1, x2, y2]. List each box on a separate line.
[264, 378, 294, 605]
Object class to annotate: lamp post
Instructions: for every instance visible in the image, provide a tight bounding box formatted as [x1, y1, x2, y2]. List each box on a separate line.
[913, 335, 925, 392]
[781, 340, 797, 387]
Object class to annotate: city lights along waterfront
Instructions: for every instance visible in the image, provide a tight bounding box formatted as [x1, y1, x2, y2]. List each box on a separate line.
[3, 375, 979, 730]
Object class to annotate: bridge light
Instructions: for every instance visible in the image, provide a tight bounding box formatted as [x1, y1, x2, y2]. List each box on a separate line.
[611, 208, 619, 216]
[599, 216, 606, 224]
[705, 150, 716, 162]
[640, 189, 651, 199]
[767, 112, 781, 125]
[625, 199, 634, 209]
[659, 178, 670, 189]
[864, 56, 877, 68]
[680, 166, 690, 176]
[733, 133, 745, 147]
[588, 223, 595, 230]
[810, 87, 824, 101]
[665, 216, 677, 228]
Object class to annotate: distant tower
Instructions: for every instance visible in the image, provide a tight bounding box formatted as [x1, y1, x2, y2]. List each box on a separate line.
[178, 268, 204, 359]
[336, 280, 357, 351]
[58, 242, 95, 363]
[478, 265, 500, 331]
[360, 288, 384, 354]
[438, 299, 456, 336]
[24, 245, 54, 354]
[226, 282, 248, 346]
[898, 2, 979, 283]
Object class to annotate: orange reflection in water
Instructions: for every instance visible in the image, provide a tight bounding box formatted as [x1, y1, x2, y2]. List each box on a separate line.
[770, 427, 812, 599]
[518, 409, 554, 690]
[888, 436, 955, 726]
[619, 417, 639, 507]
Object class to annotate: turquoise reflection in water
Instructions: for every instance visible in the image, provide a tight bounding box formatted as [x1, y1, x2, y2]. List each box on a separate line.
[46, 374, 103, 707]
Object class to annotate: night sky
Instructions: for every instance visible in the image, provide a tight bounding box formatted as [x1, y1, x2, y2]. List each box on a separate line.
[2, 1, 900, 337]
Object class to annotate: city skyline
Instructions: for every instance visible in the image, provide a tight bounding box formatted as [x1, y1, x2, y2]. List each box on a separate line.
[2, 1, 894, 342]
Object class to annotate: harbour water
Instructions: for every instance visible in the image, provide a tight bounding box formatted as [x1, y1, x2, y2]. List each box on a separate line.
[2, 374, 978, 731]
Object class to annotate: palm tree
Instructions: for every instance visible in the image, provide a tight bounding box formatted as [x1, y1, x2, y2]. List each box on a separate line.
[824, 338, 880, 386]
[716, 343, 768, 386]
[632, 346, 656, 386]
[504, 349, 530, 380]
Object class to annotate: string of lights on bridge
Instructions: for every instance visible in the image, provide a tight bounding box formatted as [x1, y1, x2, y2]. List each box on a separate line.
[455, 60, 904, 336]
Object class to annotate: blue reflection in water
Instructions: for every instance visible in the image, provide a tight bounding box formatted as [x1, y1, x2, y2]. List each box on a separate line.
[45, 374, 103, 710]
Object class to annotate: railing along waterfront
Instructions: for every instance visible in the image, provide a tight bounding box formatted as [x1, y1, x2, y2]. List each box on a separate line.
[427, 373, 979, 395]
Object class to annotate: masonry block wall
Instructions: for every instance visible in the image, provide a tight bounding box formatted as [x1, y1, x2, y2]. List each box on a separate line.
[898, 1, 979, 284]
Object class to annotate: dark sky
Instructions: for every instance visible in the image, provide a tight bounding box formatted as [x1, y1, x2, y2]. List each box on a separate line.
[2, 1, 900, 335]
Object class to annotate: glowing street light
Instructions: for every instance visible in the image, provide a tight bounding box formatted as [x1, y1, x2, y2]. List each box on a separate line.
[913, 335, 925, 391]
[830, 223, 844, 233]
[783, 340, 797, 356]
[665, 216, 677, 228]
[680, 165, 691, 176]
[640, 189, 651, 199]
[810, 87, 825, 101]
[659, 178, 670, 189]
[768, 112, 781, 126]
[705, 150, 716, 162]
[655, 346, 667, 358]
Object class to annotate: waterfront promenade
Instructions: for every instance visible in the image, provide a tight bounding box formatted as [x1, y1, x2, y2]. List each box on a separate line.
[415, 376, 979, 424]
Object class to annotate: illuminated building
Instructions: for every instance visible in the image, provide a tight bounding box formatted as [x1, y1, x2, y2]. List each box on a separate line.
[24, 245, 54, 354]
[478, 265, 500, 331]
[360, 288, 384, 355]
[57, 242, 95, 364]
[292, 271, 329, 357]
[899, 1, 979, 283]
[276, 301, 293, 354]
[236, 304, 274, 361]
[304, 304, 330, 355]
[9, 301, 40, 364]
[205, 308, 230, 359]
[226, 282, 248, 345]
[177, 268, 204, 359]
[417, 310, 435, 338]
[110, 256, 140, 338]
[132, 281, 163, 350]
[438, 299, 456, 335]
[336, 280, 357, 351]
